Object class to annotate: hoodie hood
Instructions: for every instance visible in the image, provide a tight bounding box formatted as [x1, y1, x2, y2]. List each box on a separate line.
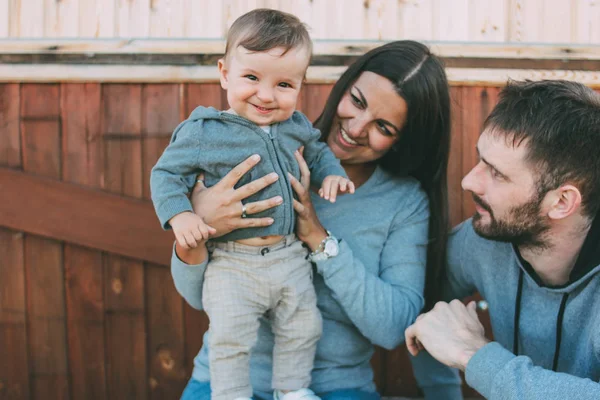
[189, 106, 223, 121]
[514, 212, 600, 293]
[512, 213, 600, 371]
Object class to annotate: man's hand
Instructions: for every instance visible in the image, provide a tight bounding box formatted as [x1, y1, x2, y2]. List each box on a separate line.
[319, 175, 355, 203]
[405, 300, 490, 371]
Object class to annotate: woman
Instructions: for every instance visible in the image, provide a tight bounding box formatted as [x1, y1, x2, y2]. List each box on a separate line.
[172, 40, 460, 400]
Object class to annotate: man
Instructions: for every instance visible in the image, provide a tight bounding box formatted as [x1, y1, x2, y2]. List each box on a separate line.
[406, 80, 600, 399]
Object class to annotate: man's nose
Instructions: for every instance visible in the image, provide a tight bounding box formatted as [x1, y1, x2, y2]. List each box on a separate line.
[461, 163, 484, 194]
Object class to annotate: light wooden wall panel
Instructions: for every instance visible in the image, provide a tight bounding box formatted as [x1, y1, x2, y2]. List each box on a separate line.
[2, 0, 599, 44]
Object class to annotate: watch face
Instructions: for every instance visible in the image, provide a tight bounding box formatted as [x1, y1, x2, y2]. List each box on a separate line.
[324, 239, 339, 256]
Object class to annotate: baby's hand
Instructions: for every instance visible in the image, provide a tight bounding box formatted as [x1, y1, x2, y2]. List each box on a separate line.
[169, 212, 216, 249]
[319, 175, 355, 203]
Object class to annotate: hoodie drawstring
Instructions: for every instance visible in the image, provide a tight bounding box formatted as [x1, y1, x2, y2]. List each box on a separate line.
[512, 270, 524, 357]
[512, 269, 569, 372]
[552, 293, 569, 371]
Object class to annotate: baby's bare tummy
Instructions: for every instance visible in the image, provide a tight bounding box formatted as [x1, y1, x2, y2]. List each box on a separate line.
[235, 235, 284, 246]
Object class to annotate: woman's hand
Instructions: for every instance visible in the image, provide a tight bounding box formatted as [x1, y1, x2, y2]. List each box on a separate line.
[289, 149, 328, 251]
[191, 154, 282, 238]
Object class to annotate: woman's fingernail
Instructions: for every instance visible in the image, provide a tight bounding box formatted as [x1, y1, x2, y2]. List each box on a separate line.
[252, 154, 260, 161]
[276, 197, 283, 204]
[267, 218, 274, 224]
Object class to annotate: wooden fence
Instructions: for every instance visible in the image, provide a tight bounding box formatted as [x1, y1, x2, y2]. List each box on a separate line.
[2, 81, 598, 399]
[0, 81, 484, 399]
[2, 0, 600, 44]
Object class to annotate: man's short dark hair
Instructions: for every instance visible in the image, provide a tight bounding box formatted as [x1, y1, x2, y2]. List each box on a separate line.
[224, 8, 312, 60]
[484, 79, 600, 217]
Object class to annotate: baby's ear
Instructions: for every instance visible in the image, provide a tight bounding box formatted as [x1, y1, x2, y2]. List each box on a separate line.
[218, 58, 228, 90]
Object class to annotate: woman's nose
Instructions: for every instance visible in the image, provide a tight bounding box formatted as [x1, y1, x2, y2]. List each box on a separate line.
[347, 117, 369, 138]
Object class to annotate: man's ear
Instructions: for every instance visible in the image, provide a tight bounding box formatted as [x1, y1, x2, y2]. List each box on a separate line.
[218, 58, 228, 90]
[547, 184, 582, 220]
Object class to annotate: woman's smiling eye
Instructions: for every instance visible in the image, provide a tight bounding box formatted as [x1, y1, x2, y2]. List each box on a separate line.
[376, 121, 393, 136]
[350, 92, 364, 109]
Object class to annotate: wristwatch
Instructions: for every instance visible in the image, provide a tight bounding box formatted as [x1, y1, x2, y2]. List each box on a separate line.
[308, 230, 340, 262]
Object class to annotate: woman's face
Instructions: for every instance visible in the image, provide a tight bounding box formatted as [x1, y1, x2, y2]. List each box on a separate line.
[327, 71, 408, 165]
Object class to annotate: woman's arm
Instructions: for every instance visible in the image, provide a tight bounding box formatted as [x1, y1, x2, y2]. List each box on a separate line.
[317, 200, 427, 349]
[290, 151, 426, 349]
[171, 242, 209, 310]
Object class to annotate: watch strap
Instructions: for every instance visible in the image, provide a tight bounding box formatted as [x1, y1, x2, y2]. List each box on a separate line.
[308, 230, 338, 262]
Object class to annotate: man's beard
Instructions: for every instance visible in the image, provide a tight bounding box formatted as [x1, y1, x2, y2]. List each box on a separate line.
[471, 191, 551, 249]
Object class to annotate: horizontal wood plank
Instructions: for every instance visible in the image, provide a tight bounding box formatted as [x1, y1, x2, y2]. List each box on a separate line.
[0, 167, 173, 265]
[1, 65, 599, 87]
[1, 39, 599, 60]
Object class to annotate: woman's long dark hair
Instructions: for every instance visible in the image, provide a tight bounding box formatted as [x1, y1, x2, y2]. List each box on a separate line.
[314, 40, 451, 310]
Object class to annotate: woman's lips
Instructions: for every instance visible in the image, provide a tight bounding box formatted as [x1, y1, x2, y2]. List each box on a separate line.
[337, 126, 359, 148]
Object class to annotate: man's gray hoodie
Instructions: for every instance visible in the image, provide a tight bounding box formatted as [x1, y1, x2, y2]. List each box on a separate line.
[150, 106, 346, 242]
[413, 216, 600, 399]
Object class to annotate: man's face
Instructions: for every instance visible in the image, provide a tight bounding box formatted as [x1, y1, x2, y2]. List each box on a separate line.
[461, 130, 551, 247]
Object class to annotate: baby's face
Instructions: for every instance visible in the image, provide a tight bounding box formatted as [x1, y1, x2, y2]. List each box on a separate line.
[218, 45, 310, 125]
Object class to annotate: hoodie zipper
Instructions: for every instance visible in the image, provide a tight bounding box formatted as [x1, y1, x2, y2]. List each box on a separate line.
[219, 112, 296, 234]
[265, 126, 294, 233]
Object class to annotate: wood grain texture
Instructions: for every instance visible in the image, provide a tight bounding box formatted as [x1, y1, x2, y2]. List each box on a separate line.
[448, 86, 465, 227]
[20, 82, 70, 400]
[64, 245, 107, 400]
[146, 264, 187, 399]
[61, 83, 104, 186]
[104, 255, 147, 400]
[20, 84, 60, 118]
[0, 80, 28, 400]
[61, 83, 107, 400]
[0, 82, 541, 399]
[301, 84, 333, 122]
[0, 0, 599, 44]
[0, 84, 20, 167]
[102, 83, 148, 400]
[0, 167, 173, 265]
[141, 84, 181, 200]
[25, 235, 70, 400]
[0, 228, 30, 400]
[141, 83, 187, 398]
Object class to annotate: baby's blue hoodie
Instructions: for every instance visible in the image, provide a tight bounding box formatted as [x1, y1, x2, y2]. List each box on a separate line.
[414, 216, 600, 399]
[150, 106, 346, 242]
